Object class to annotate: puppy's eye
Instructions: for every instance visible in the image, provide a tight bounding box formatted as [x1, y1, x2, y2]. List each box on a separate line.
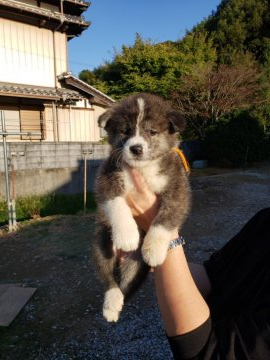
[147, 129, 158, 136]
[125, 128, 133, 136]
[120, 128, 132, 136]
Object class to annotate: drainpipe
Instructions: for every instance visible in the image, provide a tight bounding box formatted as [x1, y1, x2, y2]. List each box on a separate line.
[51, 2, 64, 142]
[60, 0, 63, 14]
[52, 8, 64, 88]
[52, 10, 64, 142]
[52, 102, 59, 142]
[69, 104, 72, 141]
[53, 29, 62, 88]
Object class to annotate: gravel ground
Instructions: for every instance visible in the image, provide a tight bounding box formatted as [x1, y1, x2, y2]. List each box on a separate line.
[0, 163, 269, 360]
[40, 300, 172, 360]
[185, 164, 270, 262]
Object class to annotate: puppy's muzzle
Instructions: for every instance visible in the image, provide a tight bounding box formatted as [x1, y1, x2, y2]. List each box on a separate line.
[129, 144, 143, 156]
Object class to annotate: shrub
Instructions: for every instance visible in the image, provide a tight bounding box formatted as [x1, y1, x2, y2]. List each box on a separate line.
[204, 111, 270, 167]
[0, 193, 96, 225]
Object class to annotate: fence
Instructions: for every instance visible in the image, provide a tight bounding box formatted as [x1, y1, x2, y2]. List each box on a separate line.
[0, 140, 204, 199]
[0, 142, 110, 198]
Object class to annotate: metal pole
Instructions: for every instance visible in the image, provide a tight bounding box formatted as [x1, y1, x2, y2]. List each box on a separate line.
[82, 150, 93, 213]
[11, 162, 15, 200]
[0, 112, 41, 231]
[83, 152, 87, 213]
[12, 199, 17, 230]
[0, 110, 12, 231]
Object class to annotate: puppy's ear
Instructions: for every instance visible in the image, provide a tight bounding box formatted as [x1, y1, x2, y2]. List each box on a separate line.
[167, 110, 186, 133]
[98, 109, 113, 131]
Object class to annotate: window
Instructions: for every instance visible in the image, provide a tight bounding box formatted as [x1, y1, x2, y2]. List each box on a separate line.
[1, 107, 44, 140]
[20, 109, 43, 140]
[2, 110, 21, 140]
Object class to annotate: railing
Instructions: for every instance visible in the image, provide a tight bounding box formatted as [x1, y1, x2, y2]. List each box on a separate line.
[0, 0, 89, 25]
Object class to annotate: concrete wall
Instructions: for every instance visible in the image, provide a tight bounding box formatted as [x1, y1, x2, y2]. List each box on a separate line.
[0, 142, 110, 198]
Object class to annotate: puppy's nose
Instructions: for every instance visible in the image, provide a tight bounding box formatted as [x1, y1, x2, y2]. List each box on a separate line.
[130, 144, 143, 155]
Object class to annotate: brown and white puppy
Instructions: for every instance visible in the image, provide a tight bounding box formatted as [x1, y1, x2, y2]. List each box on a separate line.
[94, 93, 190, 322]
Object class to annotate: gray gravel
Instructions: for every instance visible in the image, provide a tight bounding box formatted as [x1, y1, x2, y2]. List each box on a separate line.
[45, 164, 270, 360]
[41, 303, 173, 360]
[1, 163, 269, 360]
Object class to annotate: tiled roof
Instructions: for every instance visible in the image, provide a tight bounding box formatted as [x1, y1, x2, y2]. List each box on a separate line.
[58, 72, 115, 106]
[0, 83, 84, 101]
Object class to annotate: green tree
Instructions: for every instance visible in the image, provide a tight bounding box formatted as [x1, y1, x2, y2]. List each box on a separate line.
[202, 0, 270, 63]
[92, 34, 187, 98]
[89, 33, 217, 99]
[177, 30, 217, 65]
[79, 69, 96, 84]
[78, 68, 110, 95]
[204, 110, 269, 166]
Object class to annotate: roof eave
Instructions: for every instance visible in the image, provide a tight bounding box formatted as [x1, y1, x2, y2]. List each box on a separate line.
[0, 92, 60, 101]
[0, 0, 91, 36]
[58, 74, 115, 106]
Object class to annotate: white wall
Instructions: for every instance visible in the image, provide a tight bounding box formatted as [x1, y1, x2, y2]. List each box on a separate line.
[0, 18, 67, 87]
[54, 32, 68, 87]
[44, 107, 55, 141]
[44, 106, 103, 142]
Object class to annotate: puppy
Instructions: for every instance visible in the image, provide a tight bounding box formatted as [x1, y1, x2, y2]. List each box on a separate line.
[94, 93, 190, 322]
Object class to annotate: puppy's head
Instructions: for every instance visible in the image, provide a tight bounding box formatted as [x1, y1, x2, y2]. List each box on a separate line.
[99, 93, 185, 167]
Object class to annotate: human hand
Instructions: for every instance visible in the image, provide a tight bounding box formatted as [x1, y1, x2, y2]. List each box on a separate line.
[126, 168, 159, 232]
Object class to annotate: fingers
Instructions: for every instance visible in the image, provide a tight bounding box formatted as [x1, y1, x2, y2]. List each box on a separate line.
[126, 193, 142, 215]
[126, 168, 159, 232]
[130, 168, 149, 194]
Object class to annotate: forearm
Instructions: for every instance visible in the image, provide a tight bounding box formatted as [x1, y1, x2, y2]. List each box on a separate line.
[188, 262, 212, 300]
[154, 241, 210, 337]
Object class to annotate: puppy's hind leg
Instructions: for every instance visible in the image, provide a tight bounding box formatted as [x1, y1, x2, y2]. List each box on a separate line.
[103, 287, 124, 322]
[118, 250, 150, 301]
[102, 252, 149, 321]
[102, 251, 149, 321]
[94, 226, 125, 322]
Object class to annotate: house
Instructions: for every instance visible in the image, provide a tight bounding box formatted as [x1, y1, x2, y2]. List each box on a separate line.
[0, 0, 114, 143]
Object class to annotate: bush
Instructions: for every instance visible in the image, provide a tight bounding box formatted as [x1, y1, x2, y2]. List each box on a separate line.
[204, 111, 270, 167]
[0, 193, 96, 225]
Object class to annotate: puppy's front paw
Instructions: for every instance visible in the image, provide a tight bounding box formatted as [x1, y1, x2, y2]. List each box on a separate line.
[103, 197, 140, 251]
[103, 288, 124, 322]
[142, 238, 168, 267]
[113, 218, 140, 251]
[141, 225, 172, 267]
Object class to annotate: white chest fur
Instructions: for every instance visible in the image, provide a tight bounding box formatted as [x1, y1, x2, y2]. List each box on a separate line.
[123, 161, 168, 194]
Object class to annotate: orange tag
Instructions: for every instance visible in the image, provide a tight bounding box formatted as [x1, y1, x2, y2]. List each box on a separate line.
[173, 147, 190, 175]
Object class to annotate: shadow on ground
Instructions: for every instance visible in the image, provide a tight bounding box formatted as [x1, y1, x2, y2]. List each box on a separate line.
[0, 163, 269, 359]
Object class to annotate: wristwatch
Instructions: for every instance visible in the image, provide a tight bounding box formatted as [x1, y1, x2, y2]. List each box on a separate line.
[168, 235, 186, 250]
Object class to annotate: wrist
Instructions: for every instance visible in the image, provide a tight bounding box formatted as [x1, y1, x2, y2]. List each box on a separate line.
[170, 229, 179, 240]
[168, 235, 185, 250]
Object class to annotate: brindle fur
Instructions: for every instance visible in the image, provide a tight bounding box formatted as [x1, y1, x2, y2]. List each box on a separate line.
[93, 93, 191, 320]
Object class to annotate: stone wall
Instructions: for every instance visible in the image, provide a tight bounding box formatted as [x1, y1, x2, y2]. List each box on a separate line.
[0, 142, 110, 198]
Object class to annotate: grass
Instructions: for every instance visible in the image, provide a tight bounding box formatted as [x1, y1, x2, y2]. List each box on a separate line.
[0, 192, 96, 226]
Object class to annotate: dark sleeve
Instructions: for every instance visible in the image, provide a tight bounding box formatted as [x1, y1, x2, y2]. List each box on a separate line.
[168, 307, 270, 360]
[167, 317, 212, 360]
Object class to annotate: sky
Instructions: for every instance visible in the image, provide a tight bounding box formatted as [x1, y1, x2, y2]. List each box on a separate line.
[68, 0, 221, 76]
